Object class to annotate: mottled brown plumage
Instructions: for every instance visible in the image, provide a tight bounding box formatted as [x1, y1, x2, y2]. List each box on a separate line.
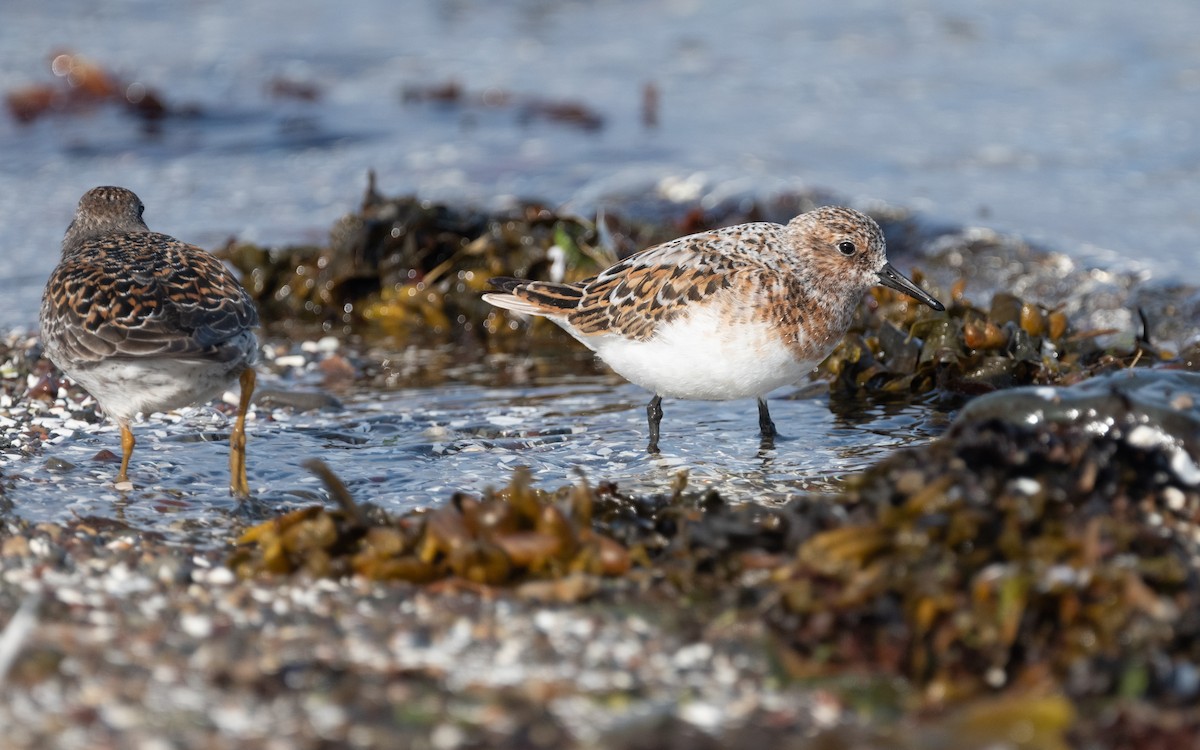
[39, 186, 260, 494]
[485, 206, 943, 452]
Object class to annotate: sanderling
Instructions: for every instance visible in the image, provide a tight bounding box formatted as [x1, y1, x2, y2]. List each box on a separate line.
[485, 205, 944, 452]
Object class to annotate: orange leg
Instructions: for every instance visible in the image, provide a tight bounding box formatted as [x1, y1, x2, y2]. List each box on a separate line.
[229, 367, 256, 497]
[117, 421, 135, 484]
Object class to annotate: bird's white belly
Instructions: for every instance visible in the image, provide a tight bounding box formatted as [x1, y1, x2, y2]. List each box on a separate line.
[66, 359, 241, 421]
[584, 307, 816, 400]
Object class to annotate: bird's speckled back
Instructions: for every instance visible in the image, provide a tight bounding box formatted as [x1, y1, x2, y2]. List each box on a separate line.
[41, 186, 260, 369]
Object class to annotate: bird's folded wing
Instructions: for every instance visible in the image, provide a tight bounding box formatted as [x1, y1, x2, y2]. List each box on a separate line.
[42, 233, 259, 364]
[565, 223, 781, 341]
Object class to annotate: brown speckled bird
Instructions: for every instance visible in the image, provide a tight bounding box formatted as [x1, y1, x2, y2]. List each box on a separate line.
[39, 186, 260, 495]
[485, 206, 944, 452]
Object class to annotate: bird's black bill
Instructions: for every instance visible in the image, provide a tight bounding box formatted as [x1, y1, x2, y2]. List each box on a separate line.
[877, 263, 945, 311]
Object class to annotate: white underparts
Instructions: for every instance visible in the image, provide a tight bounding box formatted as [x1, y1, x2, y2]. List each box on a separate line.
[66, 358, 245, 422]
[579, 304, 816, 400]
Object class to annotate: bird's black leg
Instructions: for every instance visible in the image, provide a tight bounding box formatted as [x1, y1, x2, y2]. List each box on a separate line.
[646, 395, 664, 454]
[757, 398, 777, 446]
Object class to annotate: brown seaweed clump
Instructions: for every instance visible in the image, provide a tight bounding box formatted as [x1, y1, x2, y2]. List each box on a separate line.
[821, 279, 1175, 406]
[5, 51, 175, 126]
[215, 175, 841, 345]
[218, 172, 612, 342]
[771, 381, 1200, 707]
[401, 79, 606, 131]
[229, 458, 812, 593]
[229, 464, 631, 590]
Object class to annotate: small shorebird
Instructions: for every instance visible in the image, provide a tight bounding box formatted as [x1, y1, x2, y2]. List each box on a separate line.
[485, 205, 944, 452]
[40, 186, 260, 495]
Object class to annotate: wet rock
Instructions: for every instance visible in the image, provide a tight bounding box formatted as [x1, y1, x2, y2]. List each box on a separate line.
[42, 457, 74, 472]
[953, 369, 1200, 482]
[252, 389, 343, 412]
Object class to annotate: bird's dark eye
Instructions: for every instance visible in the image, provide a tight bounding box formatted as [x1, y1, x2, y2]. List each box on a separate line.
[137, 203, 145, 218]
[837, 240, 856, 256]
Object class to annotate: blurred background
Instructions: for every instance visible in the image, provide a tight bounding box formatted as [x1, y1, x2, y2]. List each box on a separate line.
[1, 0, 1198, 328]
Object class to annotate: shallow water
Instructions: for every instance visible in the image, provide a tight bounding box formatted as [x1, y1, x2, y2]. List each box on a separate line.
[4, 355, 948, 540]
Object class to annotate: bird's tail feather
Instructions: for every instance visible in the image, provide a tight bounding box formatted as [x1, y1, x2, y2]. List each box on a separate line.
[485, 277, 585, 315]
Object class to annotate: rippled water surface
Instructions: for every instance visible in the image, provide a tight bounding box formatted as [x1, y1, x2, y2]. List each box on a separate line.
[6, 355, 950, 539]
